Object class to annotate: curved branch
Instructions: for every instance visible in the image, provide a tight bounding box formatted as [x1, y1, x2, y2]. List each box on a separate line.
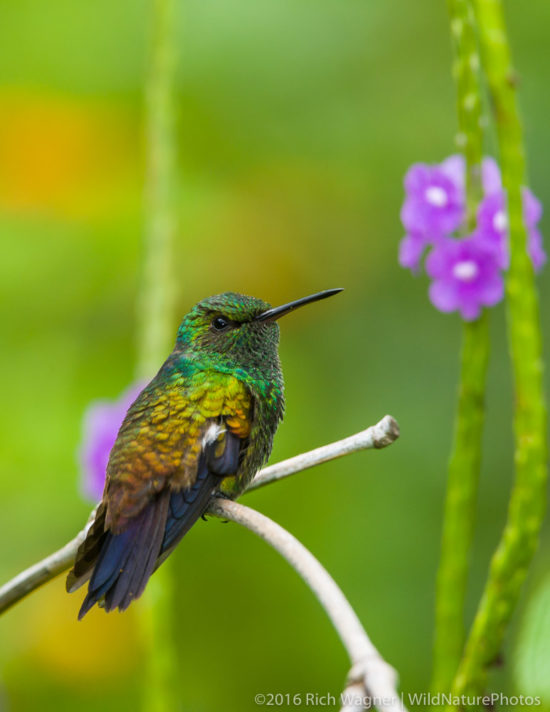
[0, 507, 96, 615]
[250, 415, 399, 490]
[0, 416, 400, 616]
[208, 499, 405, 712]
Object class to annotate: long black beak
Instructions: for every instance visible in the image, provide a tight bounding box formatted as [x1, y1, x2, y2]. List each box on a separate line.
[255, 288, 343, 322]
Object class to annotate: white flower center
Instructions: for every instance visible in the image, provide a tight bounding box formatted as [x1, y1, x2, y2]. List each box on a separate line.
[453, 259, 479, 282]
[425, 186, 448, 207]
[492, 210, 508, 233]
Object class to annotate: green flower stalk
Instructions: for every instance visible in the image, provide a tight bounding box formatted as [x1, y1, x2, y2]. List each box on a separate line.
[136, 0, 179, 710]
[449, 0, 548, 704]
[138, 0, 177, 378]
[431, 0, 489, 694]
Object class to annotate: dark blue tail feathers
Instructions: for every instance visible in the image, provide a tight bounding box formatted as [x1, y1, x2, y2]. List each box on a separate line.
[76, 464, 219, 619]
[73, 432, 242, 618]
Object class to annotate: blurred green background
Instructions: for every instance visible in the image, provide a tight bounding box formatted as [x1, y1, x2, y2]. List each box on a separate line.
[1, 1, 549, 710]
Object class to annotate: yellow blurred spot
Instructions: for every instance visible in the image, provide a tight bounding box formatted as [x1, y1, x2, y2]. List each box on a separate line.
[0, 90, 137, 219]
[21, 575, 139, 683]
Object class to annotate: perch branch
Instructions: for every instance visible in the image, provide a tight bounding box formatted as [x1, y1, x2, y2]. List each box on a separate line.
[0, 415, 399, 617]
[249, 415, 399, 490]
[208, 499, 406, 712]
[0, 507, 97, 616]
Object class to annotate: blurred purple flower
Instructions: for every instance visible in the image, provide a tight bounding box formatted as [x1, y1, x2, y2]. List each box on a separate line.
[476, 191, 510, 269]
[436, 154, 502, 196]
[398, 155, 502, 273]
[477, 188, 546, 270]
[399, 154, 545, 318]
[523, 187, 543, 226]
[439, 154, 465, 191]
[401, 163, 465, 239]
[528, 227, 547, 271]
[481, 156, 502, 195]
[398, 232, 431, 273]
[426, 235, 504, 321]
[79, 383, 143, 501]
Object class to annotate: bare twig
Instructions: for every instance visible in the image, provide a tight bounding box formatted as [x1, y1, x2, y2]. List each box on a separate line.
[0, 416, 400, 621]
[208, 499, 406, 712]
[250, 415, 400, 491]
[340, 682, 375, 712]
[0, 507, 97, 615]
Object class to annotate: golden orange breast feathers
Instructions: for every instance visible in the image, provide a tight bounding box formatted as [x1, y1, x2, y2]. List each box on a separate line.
[103, 373, 253, 531]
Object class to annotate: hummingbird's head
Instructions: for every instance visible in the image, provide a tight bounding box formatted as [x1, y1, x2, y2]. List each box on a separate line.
[175, 289, 343, 378]
[176, 292, 278, 377]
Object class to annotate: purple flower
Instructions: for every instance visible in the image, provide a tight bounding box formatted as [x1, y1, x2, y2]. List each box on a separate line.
[398, 155, 504, 273]
[399, 154, 546, 320]
[477, 188, 546, 271]
[440, 154, 465, 191]
[426, 235, 504, 321]
[481, 156, 502, 195]
[436, 154, 502, 195]
[398, 232, 431, 273]
[401, 163, 465, 239]
[78, 383, 144, 501]
[476, 191, 510, 269]
[528, 227, 547, 271]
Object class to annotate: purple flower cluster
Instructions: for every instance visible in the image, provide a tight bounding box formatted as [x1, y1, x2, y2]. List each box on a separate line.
[78, 383, 144, 501]
[399, 155, 545, 320]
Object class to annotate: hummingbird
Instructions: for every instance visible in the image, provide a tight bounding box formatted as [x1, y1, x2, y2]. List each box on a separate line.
[67, 288, 342, 618]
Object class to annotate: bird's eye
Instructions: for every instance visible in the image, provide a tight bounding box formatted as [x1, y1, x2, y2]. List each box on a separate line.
[212, 316, 230, 331]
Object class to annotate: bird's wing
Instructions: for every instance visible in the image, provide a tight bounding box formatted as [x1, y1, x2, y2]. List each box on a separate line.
[66, 371, 253, 617]
[103, 369, 252, 532]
